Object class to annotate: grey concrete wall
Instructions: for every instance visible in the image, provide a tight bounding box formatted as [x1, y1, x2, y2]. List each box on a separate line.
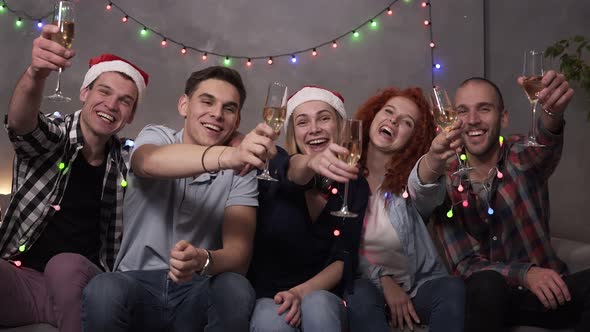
[0, 0, 587, 240]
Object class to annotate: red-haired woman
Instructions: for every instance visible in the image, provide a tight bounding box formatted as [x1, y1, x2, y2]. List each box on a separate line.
[344, 87, 465, 332]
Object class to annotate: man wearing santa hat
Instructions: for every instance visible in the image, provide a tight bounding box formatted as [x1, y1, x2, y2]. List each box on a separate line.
[0, 24, 148, 332]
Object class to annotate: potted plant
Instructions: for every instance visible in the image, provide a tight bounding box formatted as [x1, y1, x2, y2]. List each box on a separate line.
[545, 35, 590, 120]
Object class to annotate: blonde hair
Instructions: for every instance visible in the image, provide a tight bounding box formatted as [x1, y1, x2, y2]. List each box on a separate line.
[284, 105, 343, 155]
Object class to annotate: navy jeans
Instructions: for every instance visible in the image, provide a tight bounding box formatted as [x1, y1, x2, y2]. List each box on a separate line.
[345, 276, 465, 332]
[82, 269, 255, 332]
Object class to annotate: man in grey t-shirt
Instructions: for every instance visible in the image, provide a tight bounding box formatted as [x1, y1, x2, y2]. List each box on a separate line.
[83, 66, 278, 332]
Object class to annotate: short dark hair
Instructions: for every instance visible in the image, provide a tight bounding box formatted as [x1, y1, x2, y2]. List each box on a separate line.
[184, 66, 246, 109]
[458, 77, 505, 111]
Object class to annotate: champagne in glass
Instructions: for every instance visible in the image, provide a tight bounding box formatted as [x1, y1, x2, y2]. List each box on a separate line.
[257, 82, 288, 182]
[431, 86, 472, 176]
[521, 50, 545, 147]
[263, 106, 287, 133]
[331, 119, 362, 218]
[522, 75, 544, 103]
[46, 1, 75, 102]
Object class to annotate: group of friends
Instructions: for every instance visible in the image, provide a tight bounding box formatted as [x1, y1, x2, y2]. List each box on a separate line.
[0, 23, 589, 332]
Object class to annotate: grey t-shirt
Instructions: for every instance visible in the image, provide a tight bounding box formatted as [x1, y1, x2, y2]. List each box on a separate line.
[115, 125, 258, 272]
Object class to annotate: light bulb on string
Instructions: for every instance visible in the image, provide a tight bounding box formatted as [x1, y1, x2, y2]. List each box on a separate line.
[430, 42, 435, 48]
[224, 56, 231, 66]
[161, 38, 167, 47]
[312, 48, 318, 56]
[458, 183, 464, 192]
[424, 20, 430, 26]
[106, 3, 112, 10]
[421, 2, 428, 8]
[291, 55, 297, 63]
[332, 40, 338, 48]
[462, 200, 469, 208]
[122, 15, 128, 23]
[370, 20, 378, 29]
[434, 63, 441, 69]
[496, 171, 504, 179]
[180, 46, 187, 55]
[499, 135, 504, 146]
[331, 187, 338, 195]
[246, 58, 252, 67]
[15, 18, 23, 27]
[37, 20, 43, 29]
[333, 229, 341, 237]
[352, 30, 359, 38]
[387, 7, 393, 15]
[402, 187, 409, 199]
[446, 208, 454, 218]
[202, 53, 208, 60]
[267, 57, 273, 65]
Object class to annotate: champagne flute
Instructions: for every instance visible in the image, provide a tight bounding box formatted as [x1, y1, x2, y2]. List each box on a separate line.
[521, 50, 545, 147]
[46, 1, 75, 102]
[257, 82, 288, 181]
[431, 86, 473, 176]
[331, 119, 362, 218]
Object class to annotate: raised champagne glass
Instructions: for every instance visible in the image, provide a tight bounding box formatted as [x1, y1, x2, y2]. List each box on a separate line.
[521, 50, 545, 147]
[46, 1, 75, 102]
[431, 86, 473, 176]
[331, 118, 362, 218]
[257, 82, 288, 181]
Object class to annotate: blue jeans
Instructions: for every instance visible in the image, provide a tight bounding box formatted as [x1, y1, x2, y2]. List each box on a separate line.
[250, 290, 347, 332]
[82, 269, 255, 332]
[345, 277, 465, 332]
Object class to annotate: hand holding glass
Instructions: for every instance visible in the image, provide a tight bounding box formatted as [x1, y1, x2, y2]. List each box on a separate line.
[257, 82, 288, 181]
[46, 1, 75, 102]
[430, 86, 472, 176]
[331, 119, 362, 218]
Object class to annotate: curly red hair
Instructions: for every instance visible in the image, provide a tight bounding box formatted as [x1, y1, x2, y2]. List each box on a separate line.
[354, 87, 436, 195]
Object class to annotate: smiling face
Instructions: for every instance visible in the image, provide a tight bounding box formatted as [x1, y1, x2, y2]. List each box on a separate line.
[291, 100, 340, 156]
[178, 78, 240, 146]
[454, 81, 508, 160]
[368, 96, 420, 154]
[79, 71, 138, 140]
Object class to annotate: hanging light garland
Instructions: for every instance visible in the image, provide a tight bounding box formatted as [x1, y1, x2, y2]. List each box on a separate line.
[1, 0, 440, 85]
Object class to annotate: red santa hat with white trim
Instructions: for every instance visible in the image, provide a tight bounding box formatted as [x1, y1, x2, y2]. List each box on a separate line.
[80, 53, 149, 104]
[286, 86, 346, 128]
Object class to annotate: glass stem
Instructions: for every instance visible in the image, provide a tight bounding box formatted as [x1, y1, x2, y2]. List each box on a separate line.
[54, 67, 63, 94]
[456, 151, 464, 168]
[341, 181, 350, 211]
[529, 100, 538, 142]
[263, 158, 270, 174]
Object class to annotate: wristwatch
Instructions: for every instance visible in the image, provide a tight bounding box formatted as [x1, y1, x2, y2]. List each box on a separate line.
[199, 249, 212, 276]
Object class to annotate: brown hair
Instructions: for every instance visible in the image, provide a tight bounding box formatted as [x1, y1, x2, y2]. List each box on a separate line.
[354, 87, 436, 195]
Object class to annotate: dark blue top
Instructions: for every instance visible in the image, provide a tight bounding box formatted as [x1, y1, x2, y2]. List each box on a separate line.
[248, 147, 369, 299]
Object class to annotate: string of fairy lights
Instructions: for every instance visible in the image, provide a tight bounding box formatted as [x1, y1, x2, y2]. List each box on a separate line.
[0, 0, 441, 87]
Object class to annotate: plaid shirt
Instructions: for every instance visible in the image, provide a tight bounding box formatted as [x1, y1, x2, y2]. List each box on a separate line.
[0, 111, 127, 271]
[433, 122, 567, 286]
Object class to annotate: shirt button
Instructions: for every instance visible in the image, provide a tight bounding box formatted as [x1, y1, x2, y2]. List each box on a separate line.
[492, 236, 498, 241]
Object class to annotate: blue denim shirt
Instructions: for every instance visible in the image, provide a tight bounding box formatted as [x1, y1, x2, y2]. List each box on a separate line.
[359, 157, 448, 297]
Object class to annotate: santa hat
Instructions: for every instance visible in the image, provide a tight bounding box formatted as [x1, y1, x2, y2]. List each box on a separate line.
[80, 54, 149, 104]
[286, 86, 346, 128]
